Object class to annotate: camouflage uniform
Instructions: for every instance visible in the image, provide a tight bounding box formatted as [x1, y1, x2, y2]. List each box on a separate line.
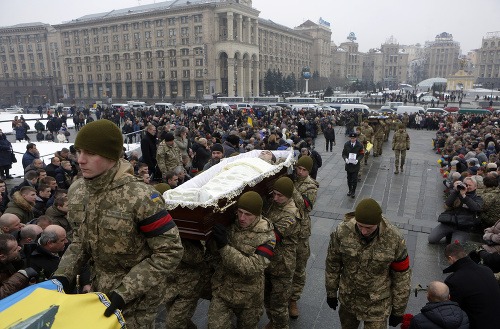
[165, 238, 207, 329]
[264, 198, 300, 329]
[373, 121, 385, 156]
[392, 128, 410, 173]
[360, 122, 374, 165]
[55, 160, 184, 329]
[290, 175, 319, 302]
[402, 113, 409, 128]
[208, 216, 276, 329]
[479, 187, 500, 227]
[325, 213, 411, 329]
[383, 119, 390, 142]
[156, 141, 182, 178]
[355, 132, 367, 179]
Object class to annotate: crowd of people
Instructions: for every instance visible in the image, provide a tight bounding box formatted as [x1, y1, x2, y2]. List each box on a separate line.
[1, 102, 500, 328]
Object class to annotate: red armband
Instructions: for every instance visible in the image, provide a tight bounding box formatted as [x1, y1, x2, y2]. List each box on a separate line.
[390, 255, 410, 272]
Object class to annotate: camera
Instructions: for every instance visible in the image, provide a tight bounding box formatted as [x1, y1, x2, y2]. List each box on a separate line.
[457, 183, 467, 190]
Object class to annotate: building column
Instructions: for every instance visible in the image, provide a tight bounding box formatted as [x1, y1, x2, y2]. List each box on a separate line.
[245, 17, 251, 44]
[112, 82, 117, 99]
[227, 57, 235, 97]
[245, 59, 252, 98]
[252, 60, 259, 97]
[153, 81, 159, 98]
[252, 18, 258, 45]
[214, 14, 220, 41]
[227, 12, 234, 41]
[132, 81, 137, 98]
[237, 14, 243, 42]
[236, 58, 244, 97]
[215, 57, 221, 94]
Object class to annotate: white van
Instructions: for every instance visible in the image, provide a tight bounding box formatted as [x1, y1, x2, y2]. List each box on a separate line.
[154, 103, 174, 111]
[209, 102, 232, 111]
[339, 104, 371, 115]
[396, 105, 425, 115]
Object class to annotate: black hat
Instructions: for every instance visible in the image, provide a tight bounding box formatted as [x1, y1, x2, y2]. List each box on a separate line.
[211, 143, 224, 153]
[349, 132, 357, 138]
[226, 134, 240, 146]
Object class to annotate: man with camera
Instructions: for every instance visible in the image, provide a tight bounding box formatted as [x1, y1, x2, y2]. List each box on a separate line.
[428, 177, 483, 244]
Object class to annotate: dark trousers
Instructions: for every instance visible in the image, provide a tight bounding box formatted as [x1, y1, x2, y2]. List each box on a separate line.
[325, 139, 334, 151]
[347, 170, 359, 192]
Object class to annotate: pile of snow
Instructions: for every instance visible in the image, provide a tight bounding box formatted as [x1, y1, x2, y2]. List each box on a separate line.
[10, 141, 141, 179]
[0, 113, 75, 134]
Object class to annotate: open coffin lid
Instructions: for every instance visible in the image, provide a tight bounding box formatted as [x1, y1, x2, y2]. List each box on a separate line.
[163, 150, 295, 240]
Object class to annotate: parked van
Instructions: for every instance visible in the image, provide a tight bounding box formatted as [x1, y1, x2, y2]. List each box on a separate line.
[386, 102, 404, 110]
[111, 103, 130, 111]
[339, 104, 371, 115]
[425, 108, 447, 115]
[396, 105, 425, 115]
[154, 103, 174, 111]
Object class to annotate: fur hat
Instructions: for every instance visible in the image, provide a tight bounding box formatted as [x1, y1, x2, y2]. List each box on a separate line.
[355, 198, 382, 225]
[74, 119, 123, 161]
[211, 143, 224, 153]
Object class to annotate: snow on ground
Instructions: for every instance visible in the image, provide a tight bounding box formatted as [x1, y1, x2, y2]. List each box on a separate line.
[10, 139, 140, 179]
[0, 113, 75, 134]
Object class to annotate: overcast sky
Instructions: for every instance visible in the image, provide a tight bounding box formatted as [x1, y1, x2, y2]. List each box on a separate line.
[1, 0, 498, 54]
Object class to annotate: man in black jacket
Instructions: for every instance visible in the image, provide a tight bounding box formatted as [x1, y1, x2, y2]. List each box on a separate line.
[428, 177, 483, 244]
[323, 123, 336, 152]
[342, 132, 364, 198]
[443, 243, 500, 329]
[140, 124, 159, 179]
[409, 280, 468, 329]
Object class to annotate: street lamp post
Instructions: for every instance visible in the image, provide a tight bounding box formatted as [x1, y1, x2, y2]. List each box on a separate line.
[491, 82, 494, 100]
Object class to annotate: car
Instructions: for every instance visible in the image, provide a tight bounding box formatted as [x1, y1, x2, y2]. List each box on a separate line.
[420, 96, 439, 103]
[457, 108, 491, 115]
[444, 106, 459, 113]
[425, 108, 447, 115]
[3, 107, 24, 113]
[378, 106, 395, 114]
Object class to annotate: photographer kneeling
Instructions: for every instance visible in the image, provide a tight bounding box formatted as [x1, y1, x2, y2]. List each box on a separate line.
[429, 177, 483, 244]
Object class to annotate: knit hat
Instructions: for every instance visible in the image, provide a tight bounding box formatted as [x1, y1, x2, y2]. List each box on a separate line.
[226, 134, 240, 146]
[164, 132, 175, 142]
[355, 198, 383, 225]
[487, 162, 498, 170]
[153, 183, 171, 194]
[297, 156, 313, 172]
[74, 119, 123, 161]
[237, 191, 263, 216]
[211, 143, 224, 153]
[273, 177, 294, 198]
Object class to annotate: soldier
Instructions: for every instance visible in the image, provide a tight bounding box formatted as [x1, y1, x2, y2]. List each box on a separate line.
[402, 113, 409, 128]
[53, 120, 184, 329]
[165, 238, 207, 329]
[392, 124, 410, 174]
[478, 174, 500, 227]
[359, 120, 374, 165]
[208, 191, 276, 329]
[156, 132, 182, 181]
[372, 120, 385, 157]
[355, 127, 367, 182]
[342, 133, 364, 198]
[325, 198, 411, 329]
[289, 156, 318, 319]
[264, 177, 300, 329]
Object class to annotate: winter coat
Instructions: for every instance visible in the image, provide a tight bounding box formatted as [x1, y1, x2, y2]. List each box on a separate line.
[5, 191, 35, 224]
[444, 257, 500, 329]
[0, 136, 13, 168]
[409, 301, 469, 329]
[0, 260, 29, 299]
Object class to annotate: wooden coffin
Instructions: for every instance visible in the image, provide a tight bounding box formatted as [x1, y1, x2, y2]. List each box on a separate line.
[164, 150, 294, 240]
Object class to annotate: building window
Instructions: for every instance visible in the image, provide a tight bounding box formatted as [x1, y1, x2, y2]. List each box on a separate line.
[157, 30, 164, 37]
[168, 17, 176, 25]
[171, 70, 177, 78]
[180, 16, 188, 24]
[193, 14, 202, 23]
[182, 59, 190, 66]
[182, 70, 190, 78]
[181, 48, 189, 56]
[195, 58, 203, 66]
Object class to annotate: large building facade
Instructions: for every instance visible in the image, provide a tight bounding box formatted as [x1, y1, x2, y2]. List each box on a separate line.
[0, 0, 330, 105]
[424, 32, 460, 79]
[475, 31, 500, 88]
[0, 23, 62, 106]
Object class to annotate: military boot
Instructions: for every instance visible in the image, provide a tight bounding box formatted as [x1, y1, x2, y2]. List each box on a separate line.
[400, 166, 404, 172]
[394, 168, 399, 174]
[289, 300, 299, 319]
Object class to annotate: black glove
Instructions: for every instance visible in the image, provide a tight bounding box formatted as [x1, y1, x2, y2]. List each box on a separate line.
[18, 267, 38, 280]
[389, 314, 403, 327]
[212, 223, 228, 250]
[52, 276, 71, 293]
[326, 297, 338, 310]
[104, 291, 126, 317]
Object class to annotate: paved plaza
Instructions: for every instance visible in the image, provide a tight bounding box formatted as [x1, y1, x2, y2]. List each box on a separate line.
[161, 127, 454, 328]
[3, 126, 457, 328]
